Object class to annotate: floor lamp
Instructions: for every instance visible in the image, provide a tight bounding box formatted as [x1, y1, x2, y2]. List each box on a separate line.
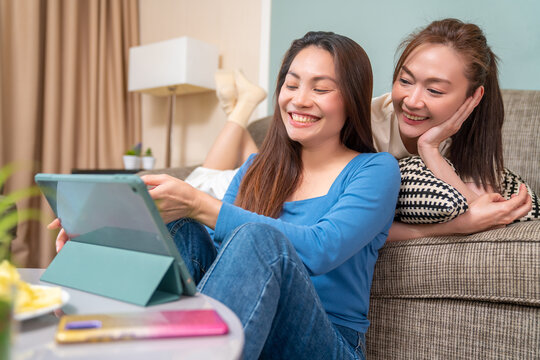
[128, 37, 219, 167]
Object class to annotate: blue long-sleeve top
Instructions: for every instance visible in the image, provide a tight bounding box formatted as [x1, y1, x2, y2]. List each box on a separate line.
[213, 152, 400, 333]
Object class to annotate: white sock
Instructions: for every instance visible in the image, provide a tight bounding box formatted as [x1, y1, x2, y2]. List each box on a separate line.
[227, 70, 267, 128]
[215, 70, 237, 116]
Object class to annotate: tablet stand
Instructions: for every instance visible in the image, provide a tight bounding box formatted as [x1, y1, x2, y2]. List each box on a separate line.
[41, 240, 183, 306]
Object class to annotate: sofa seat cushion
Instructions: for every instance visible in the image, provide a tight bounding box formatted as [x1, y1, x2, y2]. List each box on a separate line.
[370, 221, 540, 306]
[367, 298, 539, 359]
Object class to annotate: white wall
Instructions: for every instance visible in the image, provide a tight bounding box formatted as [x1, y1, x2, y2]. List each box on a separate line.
[269, 0, 540, 106]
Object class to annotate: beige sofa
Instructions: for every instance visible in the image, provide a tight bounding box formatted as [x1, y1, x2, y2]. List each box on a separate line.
[366, 90, 539, 360]
[141, 89, 540, 359]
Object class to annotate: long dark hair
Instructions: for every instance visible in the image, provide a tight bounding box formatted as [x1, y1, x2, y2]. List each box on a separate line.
[393, 18, 504, 192]
[235, 31, 374, 217]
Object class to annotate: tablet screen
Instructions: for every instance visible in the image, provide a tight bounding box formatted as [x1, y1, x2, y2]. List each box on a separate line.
[37, 175, 170, 257]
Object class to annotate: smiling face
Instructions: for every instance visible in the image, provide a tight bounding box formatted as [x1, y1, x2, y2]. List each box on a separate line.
[278, 46, 346, 150]
[392, 43, 471, 153]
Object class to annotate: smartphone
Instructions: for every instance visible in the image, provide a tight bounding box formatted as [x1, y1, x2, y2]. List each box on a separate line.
[55, 309, 229, 344]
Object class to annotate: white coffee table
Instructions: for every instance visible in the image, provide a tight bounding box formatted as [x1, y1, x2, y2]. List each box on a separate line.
[12, 269, 244, 360]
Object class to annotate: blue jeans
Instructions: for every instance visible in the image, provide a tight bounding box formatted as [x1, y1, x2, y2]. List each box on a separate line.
[167, 219, 367, 360]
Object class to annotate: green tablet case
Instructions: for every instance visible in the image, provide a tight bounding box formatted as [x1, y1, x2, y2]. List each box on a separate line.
[41, 241, 182, 306]
[35, 174, 196, 306]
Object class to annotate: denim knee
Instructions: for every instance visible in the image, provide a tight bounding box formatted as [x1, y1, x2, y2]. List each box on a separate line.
[223, 222, 295, 259]
[167, 217, 204, 236]
[166, 218, 217, 284]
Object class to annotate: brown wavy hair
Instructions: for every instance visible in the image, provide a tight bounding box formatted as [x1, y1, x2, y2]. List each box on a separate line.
[235, 31, 374, 218]
[393, 18, 504, 192]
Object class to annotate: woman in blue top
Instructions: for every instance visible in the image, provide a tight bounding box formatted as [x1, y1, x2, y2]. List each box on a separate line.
[55, 32, 400, 359]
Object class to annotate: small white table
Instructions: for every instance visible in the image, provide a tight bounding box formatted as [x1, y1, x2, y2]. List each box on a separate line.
[12, 269, 244, 360]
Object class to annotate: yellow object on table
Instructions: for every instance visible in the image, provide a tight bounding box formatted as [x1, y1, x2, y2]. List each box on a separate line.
[0, 260, 62, 315]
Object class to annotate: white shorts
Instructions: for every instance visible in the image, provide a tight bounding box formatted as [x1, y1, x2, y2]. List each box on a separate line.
[185, 166, 239, 200]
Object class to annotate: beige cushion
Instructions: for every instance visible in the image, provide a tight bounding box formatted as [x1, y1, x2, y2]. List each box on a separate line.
[370, 221, 540, 306]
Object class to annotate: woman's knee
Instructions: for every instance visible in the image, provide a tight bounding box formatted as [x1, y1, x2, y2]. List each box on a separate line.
[224, 222, 296, 259]
[167, 218, 205, 237]
[167, 218, 216, 259]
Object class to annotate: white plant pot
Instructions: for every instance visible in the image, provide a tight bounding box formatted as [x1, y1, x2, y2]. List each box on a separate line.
[123, 155, 141, 170]
[142, 156, 156, 170]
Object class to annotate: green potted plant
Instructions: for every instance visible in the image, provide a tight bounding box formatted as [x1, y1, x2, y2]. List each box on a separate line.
[142, 147, 155, 170]
[123, 143, 142, 170]
[0, 164, 40, 358]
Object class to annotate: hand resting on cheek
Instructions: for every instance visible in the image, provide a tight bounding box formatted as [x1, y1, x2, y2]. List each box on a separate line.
[417, 87, 484, 153]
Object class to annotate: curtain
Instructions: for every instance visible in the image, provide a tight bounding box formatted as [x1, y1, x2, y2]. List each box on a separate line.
[0, 0, 141, 267]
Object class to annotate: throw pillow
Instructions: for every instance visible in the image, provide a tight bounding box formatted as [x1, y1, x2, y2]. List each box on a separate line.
[501, 168, 540, 222]
[395, 156, 468, 224]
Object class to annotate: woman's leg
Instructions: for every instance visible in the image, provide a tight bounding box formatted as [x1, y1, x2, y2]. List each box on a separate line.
[227, 70, 267, 128]
[202, 122, 258, 170]
[198, 223, 365, 360]
[167, 218, 217, 284]
[214, 70, 237, 116]
[240, 129, 258, 165]
[202, 70, 264, 170]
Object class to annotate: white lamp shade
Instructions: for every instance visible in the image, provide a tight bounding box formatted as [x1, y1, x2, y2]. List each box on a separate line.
[128, 37, 219, 96]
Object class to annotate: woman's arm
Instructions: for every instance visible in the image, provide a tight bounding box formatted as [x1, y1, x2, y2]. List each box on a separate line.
[142, 155, 259, 228]
[417, 145, 479, 201]
[142, 174, 223, 228]
[416, 89, 484, 202]
[49, 175, 225, 252]
[53, 154, 402, 270]
[215, 153, 401, 275]
[388, 185, 532, 241]
[140, 154, 400, 275]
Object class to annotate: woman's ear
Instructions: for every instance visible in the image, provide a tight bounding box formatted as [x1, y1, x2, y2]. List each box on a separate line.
[473, 86, 485, 107]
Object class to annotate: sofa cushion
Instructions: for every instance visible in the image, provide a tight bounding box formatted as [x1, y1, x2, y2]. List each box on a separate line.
[370, 221, 540, 306]
[367, 298, 539, 359]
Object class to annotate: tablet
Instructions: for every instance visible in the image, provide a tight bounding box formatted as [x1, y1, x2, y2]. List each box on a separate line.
[35, 173, 197, 302]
